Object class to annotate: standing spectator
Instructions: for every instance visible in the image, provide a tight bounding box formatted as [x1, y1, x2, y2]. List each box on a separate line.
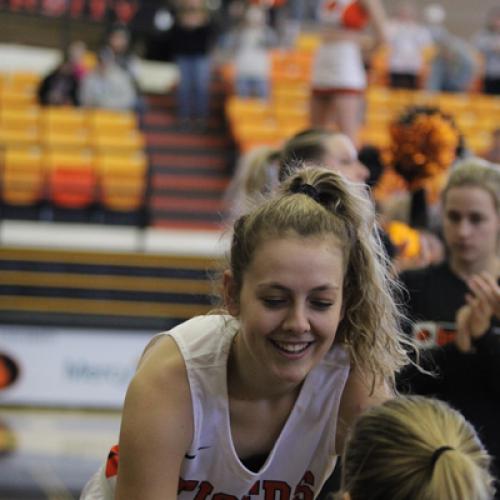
[310, 0, 388, 146]
[424, 3, 478, 93]
[386, 0, 433, 89]
[224, 5, 277, 99]
[474, 7, 500, 95]
[169, 0, 218, 127]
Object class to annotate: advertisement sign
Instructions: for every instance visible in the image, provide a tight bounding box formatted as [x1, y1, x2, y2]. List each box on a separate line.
[0, 325, 155, 408]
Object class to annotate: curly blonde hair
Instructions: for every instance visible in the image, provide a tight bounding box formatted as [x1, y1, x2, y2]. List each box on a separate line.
[225, 165, 409, 387]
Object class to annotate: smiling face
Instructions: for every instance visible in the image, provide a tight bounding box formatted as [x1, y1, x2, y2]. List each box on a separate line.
[225, 235, 344, 389]
[443, 185, 500, 269]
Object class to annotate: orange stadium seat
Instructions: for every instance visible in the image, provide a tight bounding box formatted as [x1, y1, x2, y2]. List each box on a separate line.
[45, 149, 96, 209]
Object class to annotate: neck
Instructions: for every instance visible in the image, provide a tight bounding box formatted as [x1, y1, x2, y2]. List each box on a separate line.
[449, 255, 500, 280]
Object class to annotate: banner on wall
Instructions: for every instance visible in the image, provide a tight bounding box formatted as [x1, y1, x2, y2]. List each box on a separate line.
[0, 325, 155, 408]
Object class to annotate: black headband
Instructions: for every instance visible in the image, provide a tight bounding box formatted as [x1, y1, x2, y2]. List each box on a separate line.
[430, 446, 453, 468]
[291, 182, 321, 202]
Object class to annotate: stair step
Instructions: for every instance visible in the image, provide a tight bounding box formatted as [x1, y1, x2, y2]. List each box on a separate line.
[151, 208, 223, 223]
[152, 220, 223, 231]
[151, 196, 225, 213]
[149, 153, 227, 169]
[146, 132, 229, 149]
[151, 166, 228, 178]
[152, 174, 229, 190]
[152, 187, 225, 199]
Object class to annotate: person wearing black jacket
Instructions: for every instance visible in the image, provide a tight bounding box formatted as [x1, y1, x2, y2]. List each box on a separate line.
[398, 158, 500, 498]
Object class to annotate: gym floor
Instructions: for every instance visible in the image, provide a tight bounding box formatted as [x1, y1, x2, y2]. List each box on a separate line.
[0, 407, 120, 500]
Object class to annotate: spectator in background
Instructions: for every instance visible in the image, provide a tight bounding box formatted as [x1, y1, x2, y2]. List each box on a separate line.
[169, 0, 218, 128]
[224, 5, 277, 99]
[79, 51, 137, 110]
[67, 39, 88, 82]
[424, 3, 478, 93]
[37, 56, 80, 106]
[386, 0, 433, 89]
[223, 145, 280, 221]
[398, 159, 500, 497]
[100, 24, 141, 86]
[474, 7, 500, 95]
[100, 24, 146, 113]
[483, 128, 500, 164]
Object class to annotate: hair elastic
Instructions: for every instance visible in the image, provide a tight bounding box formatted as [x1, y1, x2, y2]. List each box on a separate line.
[290, 182, 320, 202]
[430, 446, 453, 468]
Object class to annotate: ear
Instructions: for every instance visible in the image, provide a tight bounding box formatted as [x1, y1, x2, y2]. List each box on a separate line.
[223, 270, 240, 317]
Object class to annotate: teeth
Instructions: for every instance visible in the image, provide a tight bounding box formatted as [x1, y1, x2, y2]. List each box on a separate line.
[272, 341, 310, 353]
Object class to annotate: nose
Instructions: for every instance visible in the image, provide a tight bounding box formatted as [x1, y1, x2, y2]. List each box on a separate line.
[355, 160, 370, 182]
[282, 303, 311, 335]
[456, 219, 472, 238]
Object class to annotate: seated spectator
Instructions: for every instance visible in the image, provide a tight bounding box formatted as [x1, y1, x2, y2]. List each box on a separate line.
[67, 39, 88, 82]
[387, 0, 433, 89]
[337, 396, 495, 500]
[79, 52, 137, 110]
[398, 158, 500, 497]
[37, 56, 80, 106]
[474, 7, 500, 95]
[100, 24, 140, 85]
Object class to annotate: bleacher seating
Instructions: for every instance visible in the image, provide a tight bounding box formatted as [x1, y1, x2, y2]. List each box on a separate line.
[223, 35, 500, 157]
[0, 70, 148, 218]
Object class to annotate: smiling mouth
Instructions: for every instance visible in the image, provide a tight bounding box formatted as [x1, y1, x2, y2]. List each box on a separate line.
[269, 340, 313, 355]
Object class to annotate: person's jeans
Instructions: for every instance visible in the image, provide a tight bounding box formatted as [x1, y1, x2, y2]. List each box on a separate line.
[176, 55, 211, 120]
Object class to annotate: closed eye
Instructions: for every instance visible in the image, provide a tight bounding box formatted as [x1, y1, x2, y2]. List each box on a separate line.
[262, 298, 287, 308]
[310, 300, 334, 310]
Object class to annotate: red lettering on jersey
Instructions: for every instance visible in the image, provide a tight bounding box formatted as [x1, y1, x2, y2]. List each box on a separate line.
[263, 480, 291, 499]
[293, 470, 315, 499]
[105, 444, 120, 478]
[437, 328, 455, 346]
[194, 481, 214, 500]
[212, 495, 237, 500]
[242, 481, 261, 499]
[178, 478, 198, 493]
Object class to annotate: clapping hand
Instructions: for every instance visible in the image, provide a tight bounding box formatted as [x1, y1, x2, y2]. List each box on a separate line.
[455, 272, 498, 352]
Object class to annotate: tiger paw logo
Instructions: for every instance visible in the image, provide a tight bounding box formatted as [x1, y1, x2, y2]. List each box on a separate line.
[0, 353, 20, 390]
